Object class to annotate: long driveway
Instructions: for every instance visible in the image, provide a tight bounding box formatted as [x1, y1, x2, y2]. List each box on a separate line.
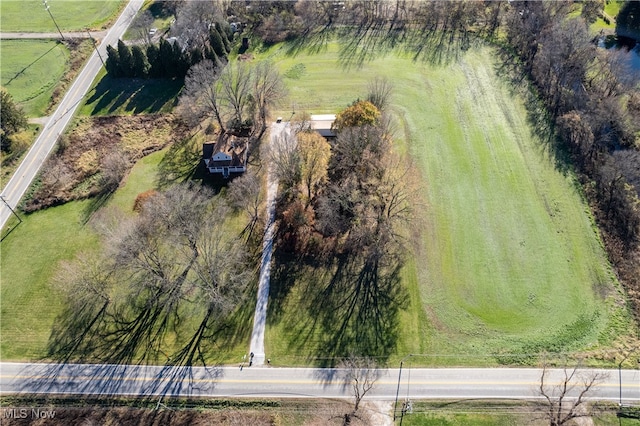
[1, 362, 638, 404]
[0, 0, 144, 230]
[248, 122, 290, 366]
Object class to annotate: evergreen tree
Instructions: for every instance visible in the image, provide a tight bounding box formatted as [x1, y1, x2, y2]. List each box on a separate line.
[105, 45, 121, 77]
[146, 43, 161, 77]
[204, 45, 217, 62]
[159, 38, 175, 77]
[117, 39, 134, 77]
[209, 26, 226, 58]
[190, 46, 204, 67]
[131, 45, 150, 78]
[171, 40, 184, 77]
[215, 21, 231, 53]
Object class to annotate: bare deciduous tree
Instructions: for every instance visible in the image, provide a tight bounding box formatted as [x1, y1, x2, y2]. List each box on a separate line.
[537, 363, 607, 426]
[171, 0, 222, 51]
[50, 185, 251, 366]
[220, 61, 253, 131]
[339, 356, 380, 415]
[252, 61, 287, 140]
[269, 131, 301, 193]
[131, 10, 154, 44]
[228, 169, 263, 239]
[180, 60, 225, 131]
[366, 76, 393, 111]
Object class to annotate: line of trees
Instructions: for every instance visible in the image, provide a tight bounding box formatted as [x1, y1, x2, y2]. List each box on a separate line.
[105, 23, 231, 79]
[178, 59, 286, 140]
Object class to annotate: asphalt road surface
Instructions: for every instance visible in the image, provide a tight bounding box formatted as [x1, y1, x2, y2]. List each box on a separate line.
[0, 0, 144, 230]
[1, 362, 638, 404]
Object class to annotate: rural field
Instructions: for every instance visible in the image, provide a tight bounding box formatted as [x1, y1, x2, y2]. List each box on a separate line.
[0, 0, 124, 33]
[0, 38, 635, 367]
[258, 41, 634, 366]
[0, 40, 68, 117]
[0, 145, 253, 363]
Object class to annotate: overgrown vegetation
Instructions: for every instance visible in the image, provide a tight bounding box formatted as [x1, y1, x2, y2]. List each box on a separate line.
[21, 115, 187, 213]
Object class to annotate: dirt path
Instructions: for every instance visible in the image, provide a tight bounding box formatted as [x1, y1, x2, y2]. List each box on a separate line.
[28, 117, 50, 126]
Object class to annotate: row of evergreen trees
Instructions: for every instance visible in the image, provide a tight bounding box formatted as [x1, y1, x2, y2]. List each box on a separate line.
[105, 23, 231, 79]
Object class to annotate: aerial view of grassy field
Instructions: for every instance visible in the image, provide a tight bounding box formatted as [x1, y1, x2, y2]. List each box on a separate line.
[258, 41, 633, 366]
[0, 0, 125, 32]
[0, 40, 68, 117]
[0, 146, 254, 363]
[0, 151, 163, 360]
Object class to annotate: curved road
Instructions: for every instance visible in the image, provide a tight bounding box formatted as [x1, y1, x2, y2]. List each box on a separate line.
[0, 0, 144, 230]
[0, 362, 638, 404]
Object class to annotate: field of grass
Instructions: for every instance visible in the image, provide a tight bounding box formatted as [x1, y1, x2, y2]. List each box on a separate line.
[0, 40, 68, 117]
[1, 147, 253, 363]
[0, 0, 125, 32]
[396, 401, 632, 426]
[0, 150, 163, 360]
[0, 199, 99, 360]
[257, 41, 633, 366]
[79, 70, 182, 116]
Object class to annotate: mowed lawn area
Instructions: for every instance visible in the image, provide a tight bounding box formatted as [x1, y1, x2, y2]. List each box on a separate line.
[259, 42, 632, 365]
[0, 0, 124, 32]
[0, 40, 68, 117]
[1, 148, 253, 363]
[0, 152, 162, 360]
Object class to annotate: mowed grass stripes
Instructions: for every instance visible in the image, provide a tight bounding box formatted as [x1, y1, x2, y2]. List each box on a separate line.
[260, 41, 631, 364]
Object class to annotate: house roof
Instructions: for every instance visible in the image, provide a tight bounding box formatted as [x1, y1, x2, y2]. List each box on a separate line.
[310, 114, 336, 138]
[203, 135, 248, 168]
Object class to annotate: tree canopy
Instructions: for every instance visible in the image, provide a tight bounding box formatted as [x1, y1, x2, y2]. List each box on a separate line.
[0, 88, 27, 153]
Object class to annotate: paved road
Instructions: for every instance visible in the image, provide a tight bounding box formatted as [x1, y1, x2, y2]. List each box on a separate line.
[0, 0, 144, 230]
[1, 362, 638, 404]
[248, 122, 291, 366]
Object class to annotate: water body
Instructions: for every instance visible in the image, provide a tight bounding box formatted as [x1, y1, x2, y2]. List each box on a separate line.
[597, 34, 640, 74]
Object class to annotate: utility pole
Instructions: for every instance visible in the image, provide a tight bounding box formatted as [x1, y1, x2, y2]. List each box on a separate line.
[86, 29, 106, 67]
[0, 195, 22, 224]
[42, 0, 65, 41]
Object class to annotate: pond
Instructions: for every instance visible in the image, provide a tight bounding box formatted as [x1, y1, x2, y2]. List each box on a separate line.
[597, 35, 640, 74]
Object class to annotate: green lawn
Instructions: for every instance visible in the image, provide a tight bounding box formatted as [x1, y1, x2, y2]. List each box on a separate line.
[1, 148, 253, 363]
[0, 0, 125, 32]
[0, 40, 68, 117]
[396, 401, 631, 426]
[0, 199, 99, 360]
[0, 150, 164, 360]
[257, 41, 633, 366]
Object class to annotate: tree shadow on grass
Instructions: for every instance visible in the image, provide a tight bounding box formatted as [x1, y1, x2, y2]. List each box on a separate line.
[494, 49, 574, 178]
[84, 76, 182, 115]
[156, 133, 204, 189]
[269, 247, 406, 367]
[38, 301, 226, 401]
